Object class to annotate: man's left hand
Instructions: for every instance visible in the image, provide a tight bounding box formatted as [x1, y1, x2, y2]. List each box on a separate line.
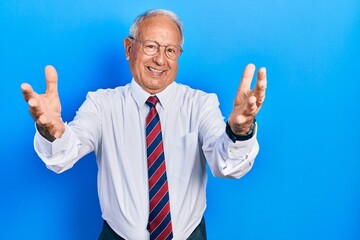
[228, 63, 267, 135]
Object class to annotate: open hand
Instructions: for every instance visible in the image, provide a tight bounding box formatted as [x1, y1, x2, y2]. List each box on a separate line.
[21, 65, 64, 141]
[228, 63, 267, 134]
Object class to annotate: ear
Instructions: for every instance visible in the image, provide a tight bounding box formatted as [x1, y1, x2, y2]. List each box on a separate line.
[124, 38, 133, 60]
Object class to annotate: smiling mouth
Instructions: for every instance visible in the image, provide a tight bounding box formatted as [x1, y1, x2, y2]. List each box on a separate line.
[147, 66, 165, 75]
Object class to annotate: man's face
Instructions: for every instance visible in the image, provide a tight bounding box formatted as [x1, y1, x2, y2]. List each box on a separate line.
[124, 15, 182, 94]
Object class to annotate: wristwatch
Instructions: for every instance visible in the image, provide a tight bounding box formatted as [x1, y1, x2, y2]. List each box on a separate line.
[226, 119, 256, 143]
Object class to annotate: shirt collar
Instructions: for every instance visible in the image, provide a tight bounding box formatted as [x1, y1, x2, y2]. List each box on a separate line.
[129, 78, 176, 110]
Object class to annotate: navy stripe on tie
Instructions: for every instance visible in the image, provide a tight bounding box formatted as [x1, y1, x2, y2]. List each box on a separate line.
[146, 115, 159, 134]
[151, 212, 172, 239]
[165, 233, 173, 240]
[148, 153, 165, 178]
[147, 133, 163, 157]
[149, 171, 167, 196]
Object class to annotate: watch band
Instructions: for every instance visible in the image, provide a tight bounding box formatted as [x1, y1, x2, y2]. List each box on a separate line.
[226, 119, 256, 143]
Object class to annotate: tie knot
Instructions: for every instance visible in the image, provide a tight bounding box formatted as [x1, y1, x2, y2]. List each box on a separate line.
[146, 96, 159, 108]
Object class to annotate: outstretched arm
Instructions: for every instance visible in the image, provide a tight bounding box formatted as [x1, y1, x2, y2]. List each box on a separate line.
[228, 63, 267, 134]
[203, 63, 267, 178]
[21, 65, 65, 142]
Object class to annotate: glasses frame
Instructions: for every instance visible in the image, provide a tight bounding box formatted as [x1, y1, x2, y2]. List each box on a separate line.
[128, 36, 183, 60]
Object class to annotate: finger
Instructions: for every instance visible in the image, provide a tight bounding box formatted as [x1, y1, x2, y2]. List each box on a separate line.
[21, 83, 36, 102]
[38, 114, 55, 133]
[239, 63, 256, 91]
[53, 121, 65, 139]
[45, 65, 58, 94]
[28, 98, 44, 120]
[38, 114, 64, 139]
[233, 115, 246, 125]
[230, 114, 254, 134]
[36, 115, 53, 137]
[234, 64, 256, 105]
[37, 114, 46, 126]
[256, 94, 265, 108]
[245, 96, 258, 116]
[254, 67, 267, 107]
[254, 67, 267, 92]
[54, 130, 63, 139]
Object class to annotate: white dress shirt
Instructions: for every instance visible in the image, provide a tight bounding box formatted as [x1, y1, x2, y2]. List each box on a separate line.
[34, 79, 259, 239]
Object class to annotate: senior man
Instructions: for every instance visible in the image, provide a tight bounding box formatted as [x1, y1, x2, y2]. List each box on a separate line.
[21, 9, 267, 240]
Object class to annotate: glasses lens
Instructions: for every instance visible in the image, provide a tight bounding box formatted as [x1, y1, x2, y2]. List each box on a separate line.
[165, 46, 180, 59]
[140, 40, 182, 59]
[143, 41, 159, 55]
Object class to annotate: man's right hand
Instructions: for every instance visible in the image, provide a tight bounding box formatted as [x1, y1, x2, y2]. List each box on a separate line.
[21, 65, 65, 142]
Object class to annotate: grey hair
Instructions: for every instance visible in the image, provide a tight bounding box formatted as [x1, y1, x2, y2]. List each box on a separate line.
[129, 9, 184, 47]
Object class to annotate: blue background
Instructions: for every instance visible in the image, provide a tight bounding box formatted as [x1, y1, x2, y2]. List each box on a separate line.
[1, 0, 360, 239]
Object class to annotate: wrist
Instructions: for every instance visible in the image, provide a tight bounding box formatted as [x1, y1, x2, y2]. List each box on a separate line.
[36, 124, 56, 142]
[226, 119, 256, 142]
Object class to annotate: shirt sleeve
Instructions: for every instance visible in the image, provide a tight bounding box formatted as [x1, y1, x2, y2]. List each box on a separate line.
[33, 91, 102, 173]
[199, 94, 259, 179]
[34, 124, 83, 173]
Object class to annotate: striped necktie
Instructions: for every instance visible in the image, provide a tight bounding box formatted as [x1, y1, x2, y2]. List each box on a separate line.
[146, 96, 173, 240]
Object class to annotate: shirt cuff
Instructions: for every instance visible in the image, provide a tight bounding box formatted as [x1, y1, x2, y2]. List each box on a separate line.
[34, 123, 71, 156]
[216, 126, 258, 177]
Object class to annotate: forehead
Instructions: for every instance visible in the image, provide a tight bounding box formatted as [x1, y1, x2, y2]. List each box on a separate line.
[137, 15, 181, 45]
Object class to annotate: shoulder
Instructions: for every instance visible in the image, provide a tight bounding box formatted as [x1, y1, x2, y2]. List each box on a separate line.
[175, 83, 219, 105]
[86, 84, 131, 102]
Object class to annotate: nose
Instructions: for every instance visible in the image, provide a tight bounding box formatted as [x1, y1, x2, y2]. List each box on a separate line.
[153, 46, 167, 65]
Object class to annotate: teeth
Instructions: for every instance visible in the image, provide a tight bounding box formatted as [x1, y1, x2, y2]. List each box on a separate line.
[148, 67, 163, 73]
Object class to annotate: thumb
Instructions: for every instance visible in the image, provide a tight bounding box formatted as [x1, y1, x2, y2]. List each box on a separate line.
[45, 65, 58, 94]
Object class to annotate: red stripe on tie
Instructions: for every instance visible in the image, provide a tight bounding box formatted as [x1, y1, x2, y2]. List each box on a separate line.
[146, 109, 157, 126]
[147, 144, 164, 168]
[157, 221, 173, 240]
[147, 96, 158, 106]
[149, 202, 171, 231]
[149, 180, 168, 209]
[149, 162, 166, 190]
[146, 122, 161, 146]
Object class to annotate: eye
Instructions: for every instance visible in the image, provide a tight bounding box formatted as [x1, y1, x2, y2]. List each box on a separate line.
[166, 46, 177, 54]
[146, 44, 156, 49]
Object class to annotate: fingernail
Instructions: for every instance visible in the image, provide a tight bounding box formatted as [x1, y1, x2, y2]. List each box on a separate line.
[28, 99, 35, 107]
[39, 115, 47, 124]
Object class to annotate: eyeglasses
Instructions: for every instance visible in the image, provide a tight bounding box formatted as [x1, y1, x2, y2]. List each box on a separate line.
[129, 37, 183, 60]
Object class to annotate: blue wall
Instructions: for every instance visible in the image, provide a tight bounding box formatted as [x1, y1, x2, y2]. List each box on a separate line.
[1, 1, 360, 239]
